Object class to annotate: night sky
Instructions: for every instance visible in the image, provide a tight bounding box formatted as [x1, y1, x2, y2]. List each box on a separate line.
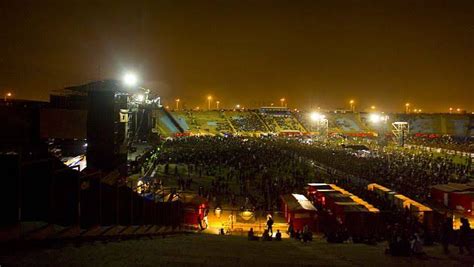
[1, 0, 473, 112]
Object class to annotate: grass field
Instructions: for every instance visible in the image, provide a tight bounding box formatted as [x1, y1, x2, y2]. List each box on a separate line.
[2, 233, 473, 266]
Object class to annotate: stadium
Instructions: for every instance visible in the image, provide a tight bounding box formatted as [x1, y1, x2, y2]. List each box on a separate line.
[2, 80, 473, 265]
[1, 1, 474, 266]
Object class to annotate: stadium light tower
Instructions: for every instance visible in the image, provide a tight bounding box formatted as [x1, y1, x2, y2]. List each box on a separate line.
[369, 113, 390, 146]
[369, 113, 384, 124]
[310, 112, 328, 140]
[122, 72, 138, 87]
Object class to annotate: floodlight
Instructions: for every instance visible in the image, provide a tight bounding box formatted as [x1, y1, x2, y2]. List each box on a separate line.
[369, 113, 382, 123]
[136, 94, 144, 102]
[123, 72, 138, 87]
[310, 112, 325, 122]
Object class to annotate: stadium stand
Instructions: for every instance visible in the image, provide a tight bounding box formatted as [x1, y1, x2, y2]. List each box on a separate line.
[155, 108, 473, 139]
[155, 108, 183, 136]
[170, 110, 234, 135]
[225, 111, 268, 133]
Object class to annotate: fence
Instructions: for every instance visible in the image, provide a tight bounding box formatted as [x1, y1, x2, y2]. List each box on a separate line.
[1, 155, 183, 229]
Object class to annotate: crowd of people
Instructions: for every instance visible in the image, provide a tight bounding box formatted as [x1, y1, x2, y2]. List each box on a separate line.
[276, 139, 472, 202]
[150, 135, 472, 256]
[406, 135, 474, 153]
[157, 136, 314, 211]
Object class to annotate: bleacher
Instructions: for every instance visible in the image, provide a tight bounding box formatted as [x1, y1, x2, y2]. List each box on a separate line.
[329, 113, 367, 134]
[170, 111, 233, 135]
[258, 107, 307, 133]
[155, 108, 473, 138]
[225, 111, 267, 133]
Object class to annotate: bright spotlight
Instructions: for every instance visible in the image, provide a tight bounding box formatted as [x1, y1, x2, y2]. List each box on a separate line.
[136, 94, 144, 102]
[369, 113, 383, 123]
[310, 112, 325, 122]
[123, 72, 138, 87]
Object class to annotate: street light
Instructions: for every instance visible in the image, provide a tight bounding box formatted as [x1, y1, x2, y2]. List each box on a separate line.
[405, 103, 410, 114]
[175, 99, 180, 110]
[123, 72, 138, 87]
[216, 101, 220, 109]
[349, 100, 355, 112]
[280, 98, 286, 107]
[371, 105, 376, 110]
[207, 96, 212, 110]
[235, 104, 241, 109]
[449, 107, 453, 114]
[4, 92, 12, 102]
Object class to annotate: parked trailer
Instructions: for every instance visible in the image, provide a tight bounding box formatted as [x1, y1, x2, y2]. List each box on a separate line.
[367, 183, 433, 228]
[281, 193, 318, 231]
[431, 183, 474, 208]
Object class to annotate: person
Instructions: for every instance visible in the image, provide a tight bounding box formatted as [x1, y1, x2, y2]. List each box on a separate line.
[411, 233, 424, 255]
[275, 229, 282, 241]
[441, 217, 452, 254]
[220, 228, 225, 235]
[459, 217, 472, 255]
[203, 209, 209, 230]
[197, 214, 203, 231]
[294, 230, 301, 241]
[248, 228, 258, 241]
[267, 215, 274, 236]
[262, 229, 272, 241]
[302, 225, 312, 242]
[288, 220, 295, 238]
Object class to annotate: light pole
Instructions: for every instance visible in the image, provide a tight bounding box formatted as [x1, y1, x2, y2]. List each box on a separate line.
[350, 100, 355, 112]
[405, 103, 410, 114]
[4, 92, 12, 102]
[207, 96, 212, 110]
[449, 107, 453, 114]
[280, 98, 286, 107]
[216, 101, 220, 109]
[175, 99, 180, 110]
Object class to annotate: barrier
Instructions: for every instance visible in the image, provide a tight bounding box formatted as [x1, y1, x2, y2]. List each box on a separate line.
[2, 155, 184, 233]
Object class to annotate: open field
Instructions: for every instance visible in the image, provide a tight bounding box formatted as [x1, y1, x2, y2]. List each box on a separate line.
[1, 233, 473, 266]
